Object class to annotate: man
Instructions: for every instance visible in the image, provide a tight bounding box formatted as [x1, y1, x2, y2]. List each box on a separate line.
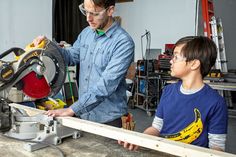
[34, 0, 134, 127]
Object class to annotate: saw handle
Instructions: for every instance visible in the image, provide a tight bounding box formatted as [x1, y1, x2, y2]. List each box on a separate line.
[0, 47, 25, 59]
[25, 39, 46, 51]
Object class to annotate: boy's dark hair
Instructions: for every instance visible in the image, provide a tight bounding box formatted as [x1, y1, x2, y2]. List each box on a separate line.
[90, 0, 116, 8]
[175, 36, 217, 78]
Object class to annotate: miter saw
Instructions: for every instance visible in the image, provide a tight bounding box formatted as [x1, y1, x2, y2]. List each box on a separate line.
[0, 39, 80, 151]
[0, 39, 65, 98]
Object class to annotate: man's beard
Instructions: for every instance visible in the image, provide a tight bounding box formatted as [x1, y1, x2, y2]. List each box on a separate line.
[97, 16, 109, 30]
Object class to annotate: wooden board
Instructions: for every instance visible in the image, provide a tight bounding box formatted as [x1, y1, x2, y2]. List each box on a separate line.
[9, 103, 236, 157]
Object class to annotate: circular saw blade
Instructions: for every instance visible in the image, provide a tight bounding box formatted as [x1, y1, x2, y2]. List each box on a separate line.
[21, 71, 51, 99]
[14, 49, 52, 99]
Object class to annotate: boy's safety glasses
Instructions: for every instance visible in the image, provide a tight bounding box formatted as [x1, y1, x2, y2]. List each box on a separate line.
[171, 54, 186, 63]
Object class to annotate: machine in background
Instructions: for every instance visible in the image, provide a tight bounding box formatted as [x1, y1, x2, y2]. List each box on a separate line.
[131, 59, 159, 116]
[130, 44, 175, 116]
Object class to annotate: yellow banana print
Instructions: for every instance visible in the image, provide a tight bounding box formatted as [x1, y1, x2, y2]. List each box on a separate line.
[161, 108, 203, 144]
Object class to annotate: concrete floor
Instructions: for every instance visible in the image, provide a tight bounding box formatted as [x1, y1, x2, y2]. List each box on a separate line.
[129, 107, 236, 155]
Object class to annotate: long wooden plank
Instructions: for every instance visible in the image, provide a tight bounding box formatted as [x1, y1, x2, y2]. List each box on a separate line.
[9, 103, 236, 157]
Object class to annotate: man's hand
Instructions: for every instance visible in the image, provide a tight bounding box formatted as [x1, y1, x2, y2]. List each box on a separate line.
[118, 140, 139, 151]
[45, 108, 75, 117]
[33, 35, 46, 47]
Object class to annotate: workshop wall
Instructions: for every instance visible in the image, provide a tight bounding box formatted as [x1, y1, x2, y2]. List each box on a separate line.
[0, 0, 52, 60]
[116, 0, 236, 69]
[115, 0, 197, 61]
[1, 0, 235, 69]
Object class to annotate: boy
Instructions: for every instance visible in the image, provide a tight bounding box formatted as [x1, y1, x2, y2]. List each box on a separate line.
[119, 36, 228, 151]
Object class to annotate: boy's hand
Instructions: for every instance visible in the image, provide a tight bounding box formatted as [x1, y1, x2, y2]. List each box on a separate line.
[118, 126, 159, 151]
[118, 140, 139, 151]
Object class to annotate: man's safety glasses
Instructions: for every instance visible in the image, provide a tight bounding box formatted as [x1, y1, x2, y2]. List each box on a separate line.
[79, 3, 108, 19]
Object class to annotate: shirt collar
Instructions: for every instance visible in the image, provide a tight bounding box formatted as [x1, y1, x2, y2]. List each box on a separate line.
[93, 19, 119, 38]
[105, 19, 119, 38]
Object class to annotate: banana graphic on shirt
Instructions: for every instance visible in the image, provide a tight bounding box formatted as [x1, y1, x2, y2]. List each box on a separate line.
[161, 108, 203, 144]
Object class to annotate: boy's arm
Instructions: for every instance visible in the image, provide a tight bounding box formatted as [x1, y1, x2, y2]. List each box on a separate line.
[208, 133, 226, 151]
[211, 147, 224, 151]
[143, 126, 160, 136]
[208, 97, 228, 151]
[142, 115, 162, 136]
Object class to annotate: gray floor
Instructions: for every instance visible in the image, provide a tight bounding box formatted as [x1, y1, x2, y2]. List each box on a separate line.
[128, 107, 236, 155]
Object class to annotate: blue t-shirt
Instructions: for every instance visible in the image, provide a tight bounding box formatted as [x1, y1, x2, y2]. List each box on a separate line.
[156, 81, 228, 148]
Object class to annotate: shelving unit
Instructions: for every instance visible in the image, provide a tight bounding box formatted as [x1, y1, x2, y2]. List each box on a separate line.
[131, 63, 160, 116]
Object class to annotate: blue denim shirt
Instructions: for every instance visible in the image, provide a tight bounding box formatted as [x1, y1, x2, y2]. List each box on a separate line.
[59, 21, 134, 123]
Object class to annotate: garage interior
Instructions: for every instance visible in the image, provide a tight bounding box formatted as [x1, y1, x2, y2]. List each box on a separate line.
[0, 0, 236, 156]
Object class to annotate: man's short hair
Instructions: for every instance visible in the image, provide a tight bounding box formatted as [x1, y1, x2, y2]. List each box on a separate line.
[175, 36, 217, 78]
[91, 0, 116, 8]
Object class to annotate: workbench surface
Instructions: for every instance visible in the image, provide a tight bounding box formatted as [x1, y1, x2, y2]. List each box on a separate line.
[0, 132, 176, 157]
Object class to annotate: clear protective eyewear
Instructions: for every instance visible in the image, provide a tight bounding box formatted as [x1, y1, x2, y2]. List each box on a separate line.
[171, 54, 186, 63]
[79, 3, 108, 18]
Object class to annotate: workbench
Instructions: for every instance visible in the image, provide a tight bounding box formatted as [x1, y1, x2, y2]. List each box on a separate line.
[206, 82, 236, 91]
[206, 81, 236, 111]
[2, 103, 234, 157]
[0, 132, 174, 157]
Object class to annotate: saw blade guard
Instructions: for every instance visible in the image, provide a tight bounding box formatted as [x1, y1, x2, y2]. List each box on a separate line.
[41, 41, 66, 97]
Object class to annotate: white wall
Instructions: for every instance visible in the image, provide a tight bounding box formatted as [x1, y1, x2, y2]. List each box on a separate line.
[2, 0, 234, 69]
[115, 0, 197, 61]
[116, 0, 236, 69]
[0, 0, 52, 60]
[214, 0, 236, 70]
